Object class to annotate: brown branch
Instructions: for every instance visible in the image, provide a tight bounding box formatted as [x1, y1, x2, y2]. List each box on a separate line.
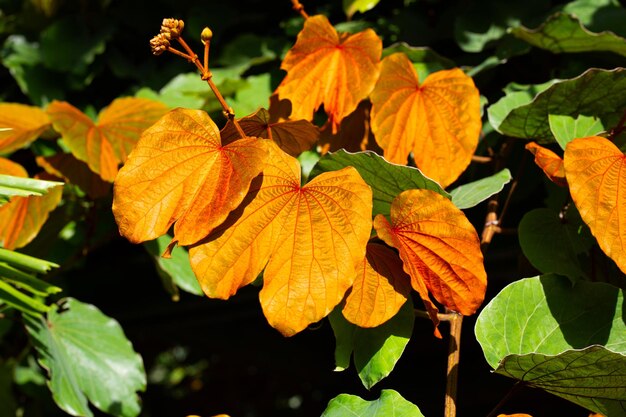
[414, 309, 457, 322]
[290, 0, 309, 19]
[444, 312, 462, 417]
[471, 155, 493, 164]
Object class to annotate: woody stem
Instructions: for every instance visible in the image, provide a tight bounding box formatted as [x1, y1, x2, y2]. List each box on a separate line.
[444, 312, 462, 417]
[290, 0, 309, 19]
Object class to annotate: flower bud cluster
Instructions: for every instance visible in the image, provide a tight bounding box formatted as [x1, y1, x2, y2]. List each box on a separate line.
[160, 18, 185, 39]
[149, 33, 170, 55]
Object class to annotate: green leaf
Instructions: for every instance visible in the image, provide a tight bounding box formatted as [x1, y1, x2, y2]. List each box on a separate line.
[0, 174, 64, 206]
[144, 235, 202, 297]
[475, 274, 625, 368]
[0, 263, 61, 296]
[490, 68, 626, 142]
[383, 43, 455, 82]
[0, 248, 58, 273]
[230, 73, 272, 118]
[216, 34, 283, 72]
[0, 361, 17, 417]
[449, 169, 511, 209]
[321, 389, 425, 417]
[343, 0, 381, 19]
[518, 208, 595, 281]
[548, 113, 605, 149]
[496, 346, 626, 417]
[511, 13, 626, 58]
[0, 279, 49, 316]
[310, 150, 449, 219]
[329, 300, 414, 389]
[24, 298, 146, 417]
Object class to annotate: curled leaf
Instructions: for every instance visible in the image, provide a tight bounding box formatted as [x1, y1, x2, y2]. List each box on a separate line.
[373, 189, 486, 336]
[0, 103, 50, 153]
[113, 108, 269, 246]
[525, 142, 567, 186]
[190, 141, 373, 336]
[276, 14, 382, 131]
[371, 53, 481, 187]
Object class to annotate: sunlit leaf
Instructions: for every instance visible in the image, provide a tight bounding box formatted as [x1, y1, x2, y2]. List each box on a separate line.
[47, 97, 167, 182]
[0, 158, 62, 250]
[276, 14, 382, 131]
[25, 298, 145, 417]
[113, 108, 269, 246]
[0, 173, 63, 205]
[36, 153, 111, 199]
[374, 189, 486, 336]
[548, 113, 604, 149]
[343, 243, 411, 328]
[370, 53, 481, 187]
[449, 168, 512, 209]
[221, 108, 319, 156]
[382, 42, 456, 81]
[322, 389, 424, 417]
[0, 103, 50, 154]
[144, 235, 202, 297]
[189, 141, 372, 336]
[318, 101, 379, 154]
[525, 142, 567, 186]
[563, 136, 626, 274]
[343, 0, 381, 19]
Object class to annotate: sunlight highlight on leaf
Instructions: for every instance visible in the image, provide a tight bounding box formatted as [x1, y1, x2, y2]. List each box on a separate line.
[47, 97, 167, 182]
[525, 142, 567, 187]
[373, 189, 486, 336]
[0, 103, 50, 154]
[564, 136, 626, 274]
[370, 53, 481, 187]
[276, 14, 382, 131]
[113, 108, 269, 246]
[190, 141, 372, 336]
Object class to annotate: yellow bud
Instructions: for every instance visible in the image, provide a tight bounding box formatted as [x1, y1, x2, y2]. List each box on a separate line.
[201, 27, 213, 44]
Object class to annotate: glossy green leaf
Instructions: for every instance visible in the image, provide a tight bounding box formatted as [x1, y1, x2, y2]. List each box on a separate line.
[496, 346, 626, 417]
[329, 299, 414, 389]
[0, 174, 63, 205]
[511, 13, 626, 57]
[548, 114, 605, 149]
[449, 169, 511, 209]
[144, 235, 202, 297]
[518, 208, 595, 281]
[491, 68, 626, 142]
[343, 0, 381, 19]
[321, 389, 425, 417]
[25, 298, 146, 417]
[310, 150, 448, 218]
[475, 274, 625, 368]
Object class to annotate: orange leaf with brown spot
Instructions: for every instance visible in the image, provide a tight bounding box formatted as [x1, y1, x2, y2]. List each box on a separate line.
[525, 142, 567, 186]
[276, 14, 382, 131]
[221, 108, 319, 156]
[342, 242, 411, 328]
[373, 189, 486, 337]
[36, 153, 111, 199]
[113, 108, 269, 247]
[47, 98, 167, 182]
[370, 53, 481, 187]
[564, 136, 626, 274]
[0, 103, 50, 153]
[189, 141, 372, 336]
[0, 158, 62, 249]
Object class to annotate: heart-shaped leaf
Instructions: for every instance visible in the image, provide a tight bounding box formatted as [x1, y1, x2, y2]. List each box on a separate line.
[47, 98, 167, 181]
[189, 141, 372, 336]
[322, 389, 424, 417]
[113, 108, 269, 246]
[525, 142, 567, 186]
[0, 103, 50, 153]
[374, 189, 486, 336]
[276, 14, 382, 130]
[564, 136, 626, 273]
[370, 53, 481, 187]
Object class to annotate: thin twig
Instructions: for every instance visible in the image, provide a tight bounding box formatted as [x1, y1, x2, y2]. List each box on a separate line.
[485, 382, 524, 417]
[290, 0, 309, 19]
[444, 312, 462, 417]
[471, 155, 493, 164]
[414, 309, 457, 322]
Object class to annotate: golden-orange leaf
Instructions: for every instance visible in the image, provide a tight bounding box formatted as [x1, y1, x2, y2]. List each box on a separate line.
[221, 108, 319, 156]
[189, 141, 373, 336]
[47, 98, 167, 182]
[0, 103, 50, 153]
[525, 142, 567, 186]
[373, 189, 486, 337]
[36, 153, 111, 199]
[113, 108, 269, 246]
[342, 242, 411, 328]
[276, 14, 382, 131]
[370, 53, 481, 187]
[564, 136, 626, 274]
[0, 158, 62, 249]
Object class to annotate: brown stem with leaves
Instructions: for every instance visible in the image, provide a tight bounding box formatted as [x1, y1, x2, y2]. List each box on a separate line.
[290, 0, 309, 19]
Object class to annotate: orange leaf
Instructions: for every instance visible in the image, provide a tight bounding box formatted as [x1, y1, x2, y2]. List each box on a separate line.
[112, 108, 269, 246]
[564, 136, 626, 274]
[47, 98, 167, 182]
[276, 14, 382, 131]
[0, 103, 50, 153]
[497, 414, 533, 417]
[36, 153, 111, 199]
[525, 142, 567, 186]
[319, 100, 382, 155]
[370, 53, 481, 187]
[189, 141, 373, 336]
[342, 242, 411, 328]
[373, 189, 486, 337]
[0, 158, 62, 249]
[221, 108, 319, 156]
